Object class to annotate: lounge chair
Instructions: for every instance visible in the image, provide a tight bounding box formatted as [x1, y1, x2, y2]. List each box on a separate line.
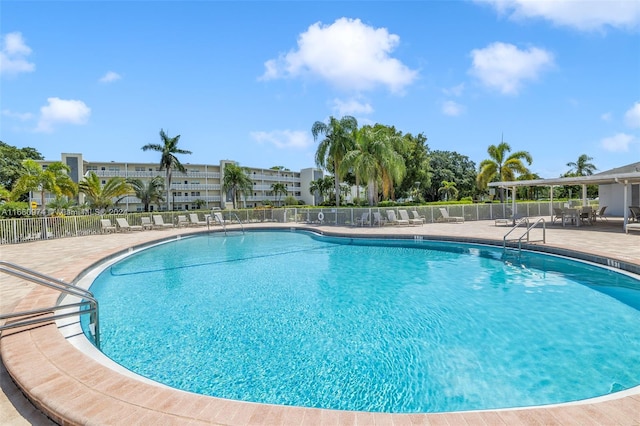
[100, 219, 117, 233]
[437, 207, 464, 223]
[189, 213, 207, 226]
[386, 210, 410, 226]
[213, 212, 228, 225]
[626, 223, 640, 234]
[629, 206, 640, 222]
[140, 216, 154, 230]
[593, 206, 607, 222]
[176, 215, 189, 227]
[372, 212, 387, 227]
[399, 209, 422, 226]
[116, 217, 143, 232]
[152, 215, 173, 229]
[356, 212, 370, 227]
[411, 210, 425, 225]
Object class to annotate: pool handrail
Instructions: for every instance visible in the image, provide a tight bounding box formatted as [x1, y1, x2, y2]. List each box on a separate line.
[503, 217, 546, 252]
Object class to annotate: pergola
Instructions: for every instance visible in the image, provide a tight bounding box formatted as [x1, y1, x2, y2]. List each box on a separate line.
[488, 170, 640, 231]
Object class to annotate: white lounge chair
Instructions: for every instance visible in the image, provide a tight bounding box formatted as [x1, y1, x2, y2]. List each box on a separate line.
[438, 207, 464, 223]
[152, 215, 173, 229]
[626, 223, 640, 234]
[213, 212, 228, 225]
[176, 215, 189, 227]
[398, 209, 421, 226]
[100, 219, 117, 233]
[140, 216, 154, 230]
[356, 212, 370, 227]
[189, 213, 207, 226]
[386, 210, 410, 226]
[116, 217, 143, 232]
[411, 210, 425, 225]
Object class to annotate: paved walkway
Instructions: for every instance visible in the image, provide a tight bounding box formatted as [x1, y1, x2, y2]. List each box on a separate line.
[1, 219, 639, 425]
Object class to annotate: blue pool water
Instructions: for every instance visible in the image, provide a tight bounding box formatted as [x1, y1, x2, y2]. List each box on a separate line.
[85, 230, 640, 413]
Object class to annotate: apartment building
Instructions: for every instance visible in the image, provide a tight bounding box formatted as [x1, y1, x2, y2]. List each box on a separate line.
[39, 153, 323, 211]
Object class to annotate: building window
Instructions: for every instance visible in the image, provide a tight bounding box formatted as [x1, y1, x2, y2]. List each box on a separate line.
[135, 167, 145, 171]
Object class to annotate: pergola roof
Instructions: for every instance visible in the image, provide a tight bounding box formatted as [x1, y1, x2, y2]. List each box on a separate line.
[488, 162, 640, 188]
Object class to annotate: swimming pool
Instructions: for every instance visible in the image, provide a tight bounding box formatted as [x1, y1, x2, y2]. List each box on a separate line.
[84, 230, 640, 413]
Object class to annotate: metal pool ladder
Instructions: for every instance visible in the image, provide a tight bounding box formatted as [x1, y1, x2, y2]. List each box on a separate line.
[208, 211, 245, 235]
[503, 217, 546, 253]
[0, 261, 100, 349]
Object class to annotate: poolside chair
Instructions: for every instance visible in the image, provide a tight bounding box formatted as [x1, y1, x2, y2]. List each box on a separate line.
[213, 212, 228, 225]
[176, 215, 189, 227]
[100, 219, 117, 233]
[626, 223, 640, 234]
[437, 207, 464, 223]
[372, 212, 387, 227]
[152, 215, 174, 229]
[356, 212, 370, 227]
[140, 216, 154, 230]
[386, 210, 410, 226]
[116, 217, 143, 232]
[189, 213, 207, 226]
[552, 208, 565, 225]
[398, 209, 422, 226]
[411, 210, 426, 225]
[593, 206, 607, 222]
[629, 206, 640, 222]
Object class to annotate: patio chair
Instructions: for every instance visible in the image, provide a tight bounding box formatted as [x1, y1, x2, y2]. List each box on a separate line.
[176, 215, 190, 227]
[189, 213, 207, 226]
[399, 209, 422, 226]
[593, 206, 607, 222]
[213, 212, 229, 225]
[152, 215, 174, 229]
[100, 219, 117, 233]
[437, 207, 464, 223]
[386, 210, 410, 226]
[356, 212, 370, 227]
[552, 208, 564, 225]
[411, 210, 425, 225]
[629, 206, 640, 222]
[579, 206, 594, 225]
[140, 216, 154, 230]
[116, 217, 143, 232]
[372, 212, 387, 227]
[626, 223, 640, 234]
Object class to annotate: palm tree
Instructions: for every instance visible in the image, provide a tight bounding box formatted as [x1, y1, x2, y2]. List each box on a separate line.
[11, 159, 77, 211]
[309, 176, 334, 204]
[78, 172, 132, 210]
[128, 177, 165, 212]
[476, 141, 532, 202]
[312, 115, 358, 206]
[341, 126, 405, 206]
[438, 180, 459, 201]
[270, 182, 287, 207]
[566, 154, 597, 176]
[222, 163, 253, 209]
[141, 129, 192, 211]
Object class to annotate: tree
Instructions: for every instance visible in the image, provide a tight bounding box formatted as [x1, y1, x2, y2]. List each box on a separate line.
[566, 154, 597, 176]
[270, 182, 287, 207]
[222, 163, 252, 209]
[309, 176, 333, 204]
[341, 125, 405, 206]
[426, 151, 477, 202]
[141, 129, 192, 211]
[438, 181, 459, 201]
[476, 141, 532, 202]
[11, 159, 77, 211]
[312, 115, 358, 206]
[128, 176, 165, 212]
[0, 141, 44, 191]
[78, 172, 132, 210]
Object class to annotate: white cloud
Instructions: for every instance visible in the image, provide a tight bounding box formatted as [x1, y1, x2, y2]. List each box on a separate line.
[2, 108, 33, 121]
[600, 132, 635, 152]
[442, 101, 465, 117]
[250, 130, 313, 149]
[36, 97, 91, 133]
[0, 32, 35, 76]
[600, 112, 612, 122]
[332, 98, 374, 116]
[442, 83, 465, 97]
[477, 0, 640, 31]
[469, 42, 554, 95]
[259, 17, 418, 94]
[624, 102, 640, 128]
[99, 71, 121, 83]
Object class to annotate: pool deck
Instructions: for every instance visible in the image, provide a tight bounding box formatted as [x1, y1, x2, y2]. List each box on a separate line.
[1, 218, 639, 425]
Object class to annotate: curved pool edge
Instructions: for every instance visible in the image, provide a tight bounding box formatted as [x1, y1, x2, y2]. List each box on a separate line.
[2, 223, 640, 425]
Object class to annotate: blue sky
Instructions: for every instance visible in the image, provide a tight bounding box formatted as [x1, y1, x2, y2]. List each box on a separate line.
[1, 1, 639, 178]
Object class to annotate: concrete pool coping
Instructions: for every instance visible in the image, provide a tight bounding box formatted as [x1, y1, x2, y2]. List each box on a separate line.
[1, 219, 640, 425]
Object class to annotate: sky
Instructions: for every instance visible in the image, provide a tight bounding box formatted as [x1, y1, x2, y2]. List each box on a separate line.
[1, 1, 639, 179]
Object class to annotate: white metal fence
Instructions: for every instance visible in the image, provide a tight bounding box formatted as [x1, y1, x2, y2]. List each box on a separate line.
[0, 202, 565, 245]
